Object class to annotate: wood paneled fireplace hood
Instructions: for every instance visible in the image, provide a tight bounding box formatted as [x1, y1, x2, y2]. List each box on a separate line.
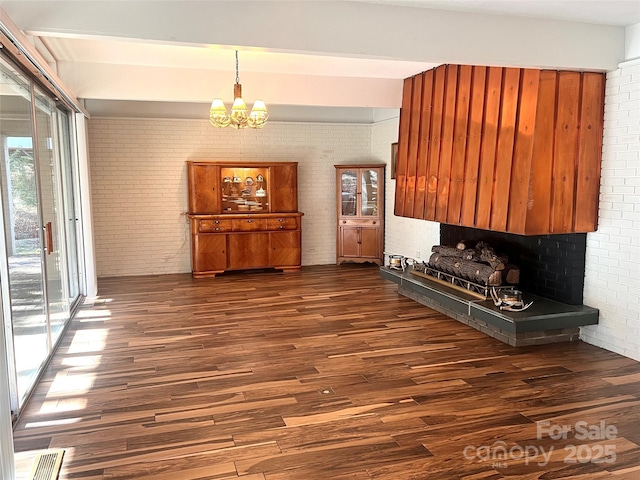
[394, 64, 605, 235]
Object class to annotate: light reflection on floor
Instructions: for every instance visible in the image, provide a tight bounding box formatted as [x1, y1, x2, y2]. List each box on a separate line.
[13, 301, 113, 479]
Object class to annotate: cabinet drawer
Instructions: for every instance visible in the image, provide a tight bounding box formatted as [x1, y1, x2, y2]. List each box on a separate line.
[232, 218, 267, 232]
[267, 217, 298, 230]
[198, 219, 232, 233]
[339, 218, 380, 227]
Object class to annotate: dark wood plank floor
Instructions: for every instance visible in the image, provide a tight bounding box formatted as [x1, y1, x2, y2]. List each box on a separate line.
[13, 264, 640, 479]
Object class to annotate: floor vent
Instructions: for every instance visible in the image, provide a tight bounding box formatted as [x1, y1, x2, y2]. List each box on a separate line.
[28, 450, 65, 480]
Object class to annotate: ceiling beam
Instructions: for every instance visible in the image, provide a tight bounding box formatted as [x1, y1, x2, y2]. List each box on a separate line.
[56, 61, 403, 108]
[3, 0, 626, 71]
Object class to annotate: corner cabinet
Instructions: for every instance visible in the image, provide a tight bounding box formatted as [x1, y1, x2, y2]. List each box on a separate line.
[335, 164, 385, 265]
[187, 161, 303, 277]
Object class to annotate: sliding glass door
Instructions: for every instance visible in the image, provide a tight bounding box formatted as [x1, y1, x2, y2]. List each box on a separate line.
[34, 88, 72, 346]
[0, 57, 48, 412]
[58, 111, 80, 308]
[0, 53, 82, 416]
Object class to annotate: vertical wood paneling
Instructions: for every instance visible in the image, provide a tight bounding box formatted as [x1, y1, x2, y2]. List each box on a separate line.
[551, 72, 581, 233]
[475, 66, 503, 230]
[460, 66, 486, 227]
[525, 70, 557, 234]
[425, 65, 446, 220]
[447, 65, 472, 225]
[490, 68, 520, 232]
[574, 73, 605, 232]
[436, 65, 458, 222]
[394, 77, 413, 217]
[394, 64, 604, 236]
[403, 74, 423, 216]
[507, 69, 540, 233]
[413, 70, 434, 219]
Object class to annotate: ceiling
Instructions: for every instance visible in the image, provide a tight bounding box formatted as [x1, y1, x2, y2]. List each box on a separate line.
[2, 0, 638, 123]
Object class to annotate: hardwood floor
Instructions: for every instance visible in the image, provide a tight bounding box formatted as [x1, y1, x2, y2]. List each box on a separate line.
[13, 264, 640, 479]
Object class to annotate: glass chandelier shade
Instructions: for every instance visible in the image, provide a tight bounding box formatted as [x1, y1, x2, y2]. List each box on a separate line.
[209, 51, 268, 129]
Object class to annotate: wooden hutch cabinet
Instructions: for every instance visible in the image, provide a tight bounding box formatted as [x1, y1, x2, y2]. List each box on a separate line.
[187, 161, 303, 277]
[335, 164, 384, 265]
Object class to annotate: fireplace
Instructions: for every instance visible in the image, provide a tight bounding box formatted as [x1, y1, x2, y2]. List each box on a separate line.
[380, 223, 597, 347]
[440, 225, 587, 306]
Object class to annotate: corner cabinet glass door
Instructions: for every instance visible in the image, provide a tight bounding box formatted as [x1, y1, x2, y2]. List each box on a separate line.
[360, 169, 379, 216]
[340, 170, 357, 216]
[339, 168, 380, 217]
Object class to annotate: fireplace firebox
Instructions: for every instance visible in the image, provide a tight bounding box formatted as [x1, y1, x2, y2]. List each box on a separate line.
[440, 225, 587, 305]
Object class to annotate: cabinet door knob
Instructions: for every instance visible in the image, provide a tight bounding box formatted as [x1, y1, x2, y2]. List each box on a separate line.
[215, 227, 221, 231]
[214, 220, 220, 224]
[372, 221, 376, 225]
[247, 219, 253, 223]
[279, 218, 284, 222]
[278, 225, 284, 229]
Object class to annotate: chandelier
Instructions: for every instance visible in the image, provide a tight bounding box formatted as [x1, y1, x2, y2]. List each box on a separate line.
[209, 50, 268, 129]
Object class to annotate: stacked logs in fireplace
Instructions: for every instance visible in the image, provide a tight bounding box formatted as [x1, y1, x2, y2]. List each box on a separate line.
[428, 241, 520, 287]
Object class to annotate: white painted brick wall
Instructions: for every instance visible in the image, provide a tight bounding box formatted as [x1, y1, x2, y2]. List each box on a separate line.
[581, 59, 640, 361]
[88, 119, 371, 276]
[370, 118, 440, 262]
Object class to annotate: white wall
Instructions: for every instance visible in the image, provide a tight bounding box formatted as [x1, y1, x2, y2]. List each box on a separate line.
[88, 118, 372, 277]
[370, 117, 440, 261]
[581, 58, 640, 361]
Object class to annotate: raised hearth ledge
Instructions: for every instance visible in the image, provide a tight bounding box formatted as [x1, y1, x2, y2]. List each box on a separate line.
[380, 266, 599, 347]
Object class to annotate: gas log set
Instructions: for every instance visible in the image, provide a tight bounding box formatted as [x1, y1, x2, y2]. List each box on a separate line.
[427, 241, 520, 287]
[409, 240, 523, 300]
[407, 241, 534, 311]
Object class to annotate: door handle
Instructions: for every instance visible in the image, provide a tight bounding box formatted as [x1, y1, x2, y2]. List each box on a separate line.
[44, 222, 54, 255]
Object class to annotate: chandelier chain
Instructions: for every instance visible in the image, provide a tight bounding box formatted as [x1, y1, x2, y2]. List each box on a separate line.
[235, 50, 240, 85]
